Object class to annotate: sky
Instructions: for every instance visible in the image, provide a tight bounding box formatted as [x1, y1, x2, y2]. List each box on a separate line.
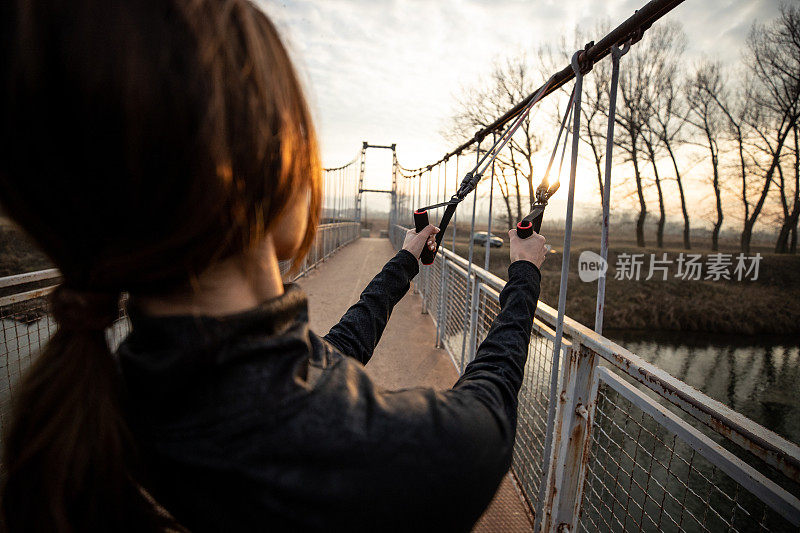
[256, 0, 785, 220]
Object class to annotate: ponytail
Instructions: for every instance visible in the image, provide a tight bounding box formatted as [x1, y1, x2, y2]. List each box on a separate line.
[1, 288, 168, 531]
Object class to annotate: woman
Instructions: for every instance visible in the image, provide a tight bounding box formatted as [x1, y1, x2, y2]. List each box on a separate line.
[0, 0, 547, 531]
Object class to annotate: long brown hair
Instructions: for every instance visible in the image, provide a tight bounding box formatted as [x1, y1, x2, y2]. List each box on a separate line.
[0, 0, 320, 530]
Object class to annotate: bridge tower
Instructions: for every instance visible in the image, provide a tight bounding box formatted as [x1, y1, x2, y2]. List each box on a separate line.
[390, 149, 398, 229]
[355, 141, 397, 234]
[355, 142, 367, 225]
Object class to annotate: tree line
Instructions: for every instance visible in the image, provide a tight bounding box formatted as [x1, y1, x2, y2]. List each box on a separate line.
[448, 5, 800, 254]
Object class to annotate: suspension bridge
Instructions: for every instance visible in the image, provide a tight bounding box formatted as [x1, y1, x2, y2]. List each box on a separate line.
[1, 0, 799, 531]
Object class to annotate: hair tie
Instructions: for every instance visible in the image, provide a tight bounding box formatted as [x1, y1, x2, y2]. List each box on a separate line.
[51, 286, 120, 332]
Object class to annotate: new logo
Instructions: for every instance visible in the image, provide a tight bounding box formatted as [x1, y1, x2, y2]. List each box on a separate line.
[578, 251, 608, 282]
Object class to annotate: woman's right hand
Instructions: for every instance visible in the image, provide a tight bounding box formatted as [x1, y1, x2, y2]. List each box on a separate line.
[508, 229, 547, 268]
[403, 225, 439, 260]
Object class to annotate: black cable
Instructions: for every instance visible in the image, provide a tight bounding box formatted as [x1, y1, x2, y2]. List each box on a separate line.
[453, 74, 557, 201]
[414, 76, 576, 262]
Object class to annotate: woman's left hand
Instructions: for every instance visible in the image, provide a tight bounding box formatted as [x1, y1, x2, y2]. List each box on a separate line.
[402, 226, 439, 260]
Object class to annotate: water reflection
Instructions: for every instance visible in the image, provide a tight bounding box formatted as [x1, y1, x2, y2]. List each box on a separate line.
[606, 330, 800, 448]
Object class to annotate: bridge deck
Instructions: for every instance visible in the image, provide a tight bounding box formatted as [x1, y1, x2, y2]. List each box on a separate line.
[298, 237, 533, 532]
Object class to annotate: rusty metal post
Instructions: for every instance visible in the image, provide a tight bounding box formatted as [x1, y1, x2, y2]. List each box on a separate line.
[543, 49, 630, 531]
[542, 344, 600, 532]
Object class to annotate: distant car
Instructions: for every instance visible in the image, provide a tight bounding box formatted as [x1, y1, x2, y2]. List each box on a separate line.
[472, 232, 503, 248]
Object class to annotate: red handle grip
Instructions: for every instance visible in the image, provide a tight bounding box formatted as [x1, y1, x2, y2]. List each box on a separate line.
[414, 210, 436, 265]
[516, 221, 533, 239]
[516, 205, 545, 238]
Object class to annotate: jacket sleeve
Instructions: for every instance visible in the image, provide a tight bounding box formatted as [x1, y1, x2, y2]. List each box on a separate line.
[451, 260, 541, 430]
[323, 249, 419, 365]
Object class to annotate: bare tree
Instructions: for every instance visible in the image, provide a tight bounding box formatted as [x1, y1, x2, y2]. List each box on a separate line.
[703, 66, 756, 252]
[789, 124, 800, 254]
[580, 64, 611, 202]
[497, 56, 545, 204]
[687, 61, 726, 251]
[740, 5, 800, 253]
[648, 70, 691, 249]
[792, 124, 800, 252]
[448, 53, 546, 229]
[640, 122, 668, 248]
[640, 27, 688, 251]
[615, 22, 684, 247]
[775, 122, 800, 252]
[504, 146, 524, 221]
[494, 162, 518, 228]
[615, 46, 654, 247]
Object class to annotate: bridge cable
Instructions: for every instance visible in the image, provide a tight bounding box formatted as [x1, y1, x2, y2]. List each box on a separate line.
[412, 75, 565, 260]
[595, 41, 631, 334]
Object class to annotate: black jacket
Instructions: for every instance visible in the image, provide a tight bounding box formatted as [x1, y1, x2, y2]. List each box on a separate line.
[118, 250, 541, 532]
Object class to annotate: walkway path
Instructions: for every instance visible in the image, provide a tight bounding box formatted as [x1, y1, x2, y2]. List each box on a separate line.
[298, 237, 533, 532]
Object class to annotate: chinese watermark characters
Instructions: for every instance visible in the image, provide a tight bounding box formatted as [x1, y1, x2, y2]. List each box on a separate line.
[609, 252, 762, 281]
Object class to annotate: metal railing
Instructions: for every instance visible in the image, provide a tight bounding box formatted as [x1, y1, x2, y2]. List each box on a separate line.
[0, 221, 359, 439]
[390, 224, 800, 533]
[282, 221, 360, 279]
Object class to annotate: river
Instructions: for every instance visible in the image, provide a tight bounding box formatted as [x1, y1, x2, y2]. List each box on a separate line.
[606, 330, 800, 447]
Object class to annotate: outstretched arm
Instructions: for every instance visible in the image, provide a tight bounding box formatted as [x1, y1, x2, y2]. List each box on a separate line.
[453, 229, 548, 427]
[323, 226, 438, 365]
[453, 259, 541, 427]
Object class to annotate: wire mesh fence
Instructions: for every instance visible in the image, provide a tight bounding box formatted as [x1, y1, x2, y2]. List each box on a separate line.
[514, 323, 558, 514]
[581, 380, 793, 533]
[391, 222, 800, 532]
[281, 222, 360, 279]
[579, 368, 800, 533]
[0, 297, 54, 435]
[440, 260, 469, 366]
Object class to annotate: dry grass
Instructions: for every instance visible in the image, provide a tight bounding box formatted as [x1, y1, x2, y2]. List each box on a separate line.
[448, 230, 800, 335]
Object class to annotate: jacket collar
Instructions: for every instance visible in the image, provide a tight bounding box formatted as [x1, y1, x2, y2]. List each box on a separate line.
[123, 284, 308, 355]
